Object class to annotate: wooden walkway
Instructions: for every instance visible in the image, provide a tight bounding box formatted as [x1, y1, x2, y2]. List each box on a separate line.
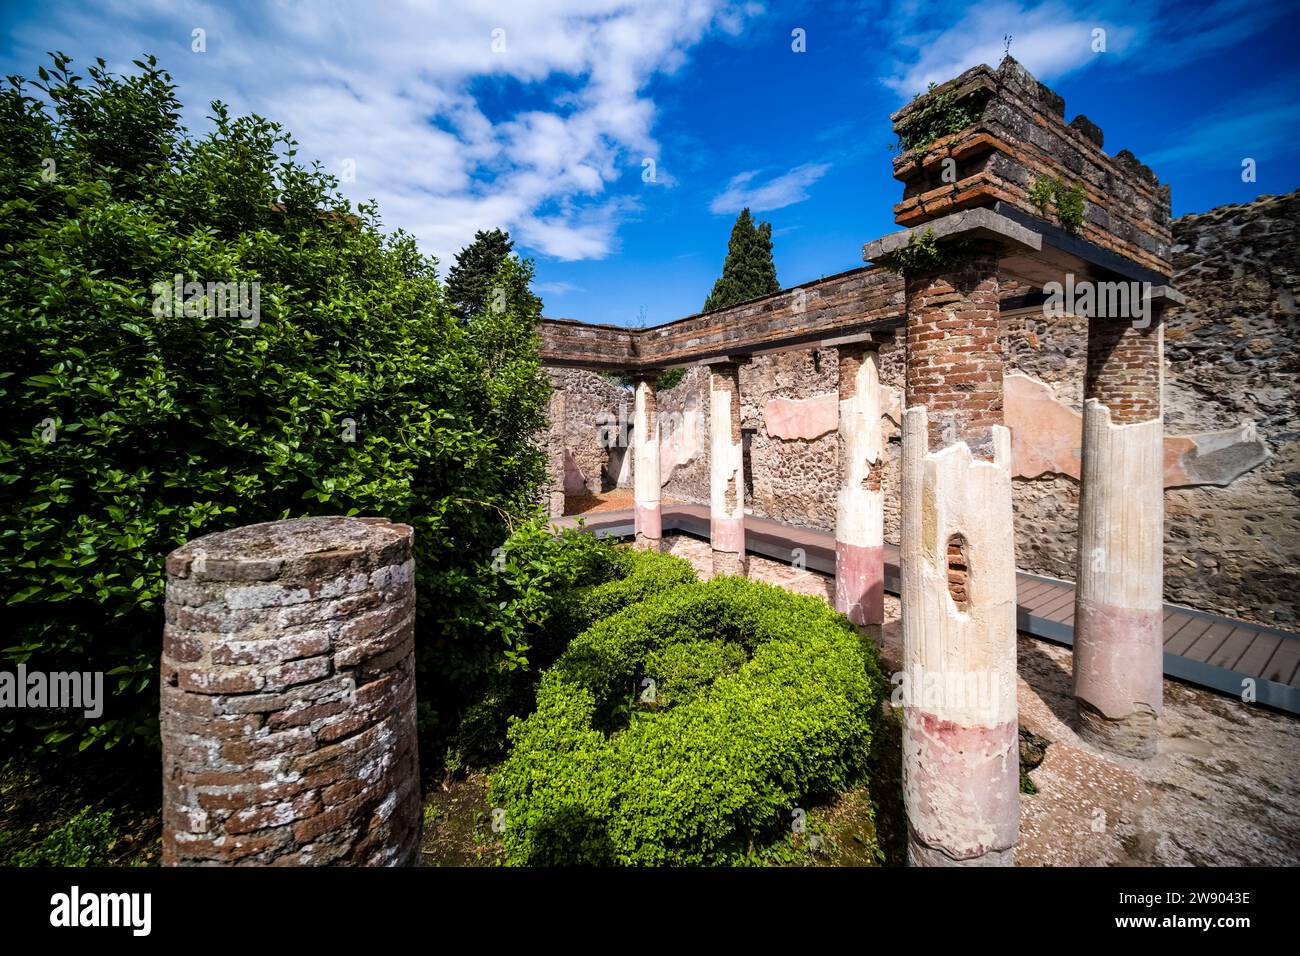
[557, 504, 1300, 715]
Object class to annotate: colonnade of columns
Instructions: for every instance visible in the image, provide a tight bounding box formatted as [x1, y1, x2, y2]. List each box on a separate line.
[614, 254, 1167, 867]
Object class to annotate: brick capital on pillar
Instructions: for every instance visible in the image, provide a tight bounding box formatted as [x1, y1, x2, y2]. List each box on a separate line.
[633, 372, 662, 550]
[1073, 310, 1166, 758]
[708, 359, 747, 578]
[899, 245, 1019, 866]
[834, 341, 885, 627]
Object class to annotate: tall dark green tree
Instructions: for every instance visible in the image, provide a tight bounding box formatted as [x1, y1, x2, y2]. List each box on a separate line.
[702, 208, 779, 312]
[446, 227, 515, 319]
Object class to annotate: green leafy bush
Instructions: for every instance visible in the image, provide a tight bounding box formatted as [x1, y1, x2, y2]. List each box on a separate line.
[878, 228, 975, 277]
[450, 545, 694, 766]
[0, 54, 550, 752]
[489, 577, 885, 865]
[4, 806, 120, 866]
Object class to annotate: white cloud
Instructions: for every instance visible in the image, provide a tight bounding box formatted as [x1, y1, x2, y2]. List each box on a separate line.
[878, 0, 1137, 97]
[534, 281, 583, 295]
[3, 0, 760, 264]
[875, 0, 1290, 100]
[709, 163, 830, 214]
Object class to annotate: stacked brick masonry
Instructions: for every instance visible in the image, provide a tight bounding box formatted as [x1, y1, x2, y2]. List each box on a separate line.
[903, 249, 1004, 457]
[891, 58, 1172, 278]
[160, 516, 421, 865]
[1085, 321, 1163, 423]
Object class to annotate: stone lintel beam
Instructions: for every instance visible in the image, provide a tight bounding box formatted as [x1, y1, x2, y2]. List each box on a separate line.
[699, 354, 753, 367]
[820, 330, 895, 350]
[862, 207, 1042, 265]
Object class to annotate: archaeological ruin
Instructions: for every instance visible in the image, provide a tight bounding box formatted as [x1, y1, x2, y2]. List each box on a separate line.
[153, 55, 1298, 868]
[536, 57, 1299, 865]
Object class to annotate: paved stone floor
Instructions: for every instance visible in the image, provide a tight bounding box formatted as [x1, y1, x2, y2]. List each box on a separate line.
[564, 489, 681, 516]
[662, 532, 1300, 866]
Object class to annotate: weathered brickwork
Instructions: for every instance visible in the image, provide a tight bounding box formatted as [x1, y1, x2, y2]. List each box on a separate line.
[1085, 320, 1163, 424]
[904, 248, 1004, 457]
[160, 516, 421, 866]
[539, 267, 903, 371]
[890, 56, 1172, 278]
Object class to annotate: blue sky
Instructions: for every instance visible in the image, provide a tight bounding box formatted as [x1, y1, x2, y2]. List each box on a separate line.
[3, 0, 1297, 326]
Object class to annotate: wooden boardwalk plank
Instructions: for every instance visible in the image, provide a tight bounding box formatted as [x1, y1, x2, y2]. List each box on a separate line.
[1166, 617, 1216, 656]
[1204, 626, 1261, 671]
[1232, 631, 1283, 679]
[1261, 639, 1300, 685]
[1034, 587, 1077, 619]
[1184, 620, 1239, 664]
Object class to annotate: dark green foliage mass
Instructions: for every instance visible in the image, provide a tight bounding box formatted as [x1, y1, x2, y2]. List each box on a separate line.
[446, 228, 518, 320]
[702, 207, 780, 312]
[0, 53, 551, 753]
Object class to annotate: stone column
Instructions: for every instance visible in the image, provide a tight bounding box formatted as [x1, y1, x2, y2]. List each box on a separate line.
[546, 391, 567, 519]
[633, 372, 662, 550]
[1073, 312, 1165, 757]
[834, 341, 885, 626]
[160, 516, 421, 866]
[900, 247, 1019, 866]
[708, 360, 747, 577]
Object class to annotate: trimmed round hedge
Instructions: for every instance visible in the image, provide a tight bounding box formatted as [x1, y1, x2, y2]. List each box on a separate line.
[489, 572, 885, 865]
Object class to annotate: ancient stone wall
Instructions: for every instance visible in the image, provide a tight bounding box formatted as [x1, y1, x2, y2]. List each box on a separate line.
[546, 368, 633, 497]
[160, 516, 421, 866]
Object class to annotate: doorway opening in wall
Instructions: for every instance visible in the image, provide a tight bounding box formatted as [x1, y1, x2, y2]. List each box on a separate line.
[603, 426, 632, 492]
[742, 428, 757, 500]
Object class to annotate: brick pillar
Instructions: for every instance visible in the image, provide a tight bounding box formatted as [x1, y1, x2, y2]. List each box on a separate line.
[834, 343, 885, 626]
[633, 373, 662, 550]
[1073, 314, 1165, 757]
[160, 516, 421, 866]
[708, 360, 746, 577]
[900, 247, 1019, 866]
[546, 391, 567, 519]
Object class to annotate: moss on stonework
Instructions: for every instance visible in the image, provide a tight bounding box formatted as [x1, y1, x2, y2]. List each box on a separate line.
[1029, 175, 1087, 234]
[877, 228, 976, 277]
[893, 83, 988, 155]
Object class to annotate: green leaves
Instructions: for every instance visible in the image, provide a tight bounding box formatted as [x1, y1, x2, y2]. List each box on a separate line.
[0, 53, 552, 755]
[489, 572, 885, 866]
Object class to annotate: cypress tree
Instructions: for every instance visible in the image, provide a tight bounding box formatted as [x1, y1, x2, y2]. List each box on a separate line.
[702, 208, 780, 312]
[447, 227, 515, 319]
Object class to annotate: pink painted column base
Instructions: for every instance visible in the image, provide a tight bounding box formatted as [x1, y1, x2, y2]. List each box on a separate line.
[834, 542, 884, 626]
[1074, 599, 1164, 757]
[634, 502, 662, 550]
[710, 516, 746, 577]
[904, 709, 1018, 866]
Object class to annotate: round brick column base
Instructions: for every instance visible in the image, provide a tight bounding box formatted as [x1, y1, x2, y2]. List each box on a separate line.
[160, 516, 422, 866]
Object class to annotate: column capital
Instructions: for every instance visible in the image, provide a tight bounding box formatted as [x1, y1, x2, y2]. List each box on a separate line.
[820, 330, 895, 351]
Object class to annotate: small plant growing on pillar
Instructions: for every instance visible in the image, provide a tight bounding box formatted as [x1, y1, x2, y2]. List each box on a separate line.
[877, 228, 974, 276]
[1029, 175, 1087, 234]
[892, 83, 988, 154]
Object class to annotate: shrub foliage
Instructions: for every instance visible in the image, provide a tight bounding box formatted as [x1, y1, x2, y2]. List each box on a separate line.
[489, 572, 885, 865]
[0, 54, 551, 752]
